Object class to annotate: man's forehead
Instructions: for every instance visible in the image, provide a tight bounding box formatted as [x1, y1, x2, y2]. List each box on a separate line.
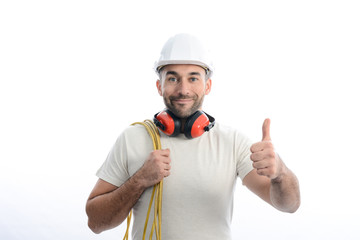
[161, 64, 206, 75]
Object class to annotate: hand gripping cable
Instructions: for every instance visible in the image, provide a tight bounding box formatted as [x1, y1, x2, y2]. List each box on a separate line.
[123, 120, 163, 240]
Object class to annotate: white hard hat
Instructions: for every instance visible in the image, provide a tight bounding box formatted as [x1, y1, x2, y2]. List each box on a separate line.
[154, 33, 214, 78]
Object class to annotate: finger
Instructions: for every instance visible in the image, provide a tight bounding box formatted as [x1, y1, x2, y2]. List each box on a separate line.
[256, 167, 277, 179]
[256, 168, 268, 177]
[162, 166, 171, 177]
[164, 163, 171, 171]
[262, 118, 271, 141]
[160, 148, 170, 156]
[164, 170, 171, 178]
[161, 155, 171, 164]
[250, 141, 274, 153]
[250, 151, 263, 162]
[250, 148, 275, 162]
[252, 160, 269, 170]
[161, 159, 171, 168]
[250, 142, 262, 153]
[154, 148, 170, 157]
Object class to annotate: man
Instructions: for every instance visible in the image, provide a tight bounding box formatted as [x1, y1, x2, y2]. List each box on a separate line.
[86, 33, 300, 239]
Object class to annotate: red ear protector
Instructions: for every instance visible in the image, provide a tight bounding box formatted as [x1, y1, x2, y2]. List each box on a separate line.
[153, 109, 215, 139]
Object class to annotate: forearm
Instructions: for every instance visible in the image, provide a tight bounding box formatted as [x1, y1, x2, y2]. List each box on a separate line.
[86, 175, 146, 234]
[270, 165, 300, 213]
[86, 149, 170, 234]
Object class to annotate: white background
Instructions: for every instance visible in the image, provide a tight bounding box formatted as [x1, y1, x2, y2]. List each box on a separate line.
[1, 0, 359, 239]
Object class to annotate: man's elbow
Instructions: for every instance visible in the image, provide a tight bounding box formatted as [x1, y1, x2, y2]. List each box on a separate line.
[273, 196, 301, 213]
[87, 219, 103, 234]
[284, 199, 301, 213]
[291, 199, 301, 213]
[86, 203, 104, 234]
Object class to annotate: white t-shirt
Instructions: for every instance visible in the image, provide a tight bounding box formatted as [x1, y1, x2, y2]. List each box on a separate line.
[96, 122, 254, 240]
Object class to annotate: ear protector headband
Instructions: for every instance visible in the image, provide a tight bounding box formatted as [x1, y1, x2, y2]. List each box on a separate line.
[153, 109, 215, 139]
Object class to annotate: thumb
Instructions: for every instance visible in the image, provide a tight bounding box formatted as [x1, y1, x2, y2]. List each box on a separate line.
[262, 118, 271, 141]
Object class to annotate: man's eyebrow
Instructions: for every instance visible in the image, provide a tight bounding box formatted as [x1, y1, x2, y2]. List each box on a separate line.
[189, 72, 201, 76]
[165, 71, 179, 76]
[165, 71, 202, 76]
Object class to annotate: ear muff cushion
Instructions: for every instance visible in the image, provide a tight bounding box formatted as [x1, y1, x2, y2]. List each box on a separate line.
[155, 110, 181, 137]
[184, 111, 210, 139]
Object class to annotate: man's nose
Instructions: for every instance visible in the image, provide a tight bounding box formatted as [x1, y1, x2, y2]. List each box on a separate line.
[176, 79, 190, 95]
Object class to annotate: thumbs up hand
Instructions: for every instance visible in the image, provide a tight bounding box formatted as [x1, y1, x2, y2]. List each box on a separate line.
[250, 119, 283, 180]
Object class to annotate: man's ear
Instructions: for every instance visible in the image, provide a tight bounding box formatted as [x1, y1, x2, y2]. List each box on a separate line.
[156, 80, 163, 96]
[205, 78, 212, 95]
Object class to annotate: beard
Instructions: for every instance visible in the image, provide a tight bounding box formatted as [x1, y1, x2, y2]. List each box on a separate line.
[163, 93, 205, 119]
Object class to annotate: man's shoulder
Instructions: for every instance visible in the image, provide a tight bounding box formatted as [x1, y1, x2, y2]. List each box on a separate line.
[122, 123, 149, 135]
[212, 122, 245, 135]
[211, 122, 252, 144]
[112, 122, 154, 146]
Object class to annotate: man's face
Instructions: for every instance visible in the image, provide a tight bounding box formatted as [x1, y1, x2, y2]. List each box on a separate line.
[156, 64, 212, 118]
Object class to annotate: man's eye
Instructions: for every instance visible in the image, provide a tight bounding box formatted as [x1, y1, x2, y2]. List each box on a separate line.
[168, 77, 177, 82]
[190, 77, 198, 82]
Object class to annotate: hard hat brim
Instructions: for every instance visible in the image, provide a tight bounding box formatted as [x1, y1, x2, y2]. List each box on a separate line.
[155, 60, 213, 78]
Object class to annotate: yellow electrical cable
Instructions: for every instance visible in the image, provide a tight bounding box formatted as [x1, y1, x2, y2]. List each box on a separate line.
[123, 210, 132, 240]
[123, 120, 163, 240]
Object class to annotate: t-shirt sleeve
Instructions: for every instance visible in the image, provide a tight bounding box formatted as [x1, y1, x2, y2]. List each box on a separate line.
[96, 131, 130, 187]
[235, 132, 254, 181]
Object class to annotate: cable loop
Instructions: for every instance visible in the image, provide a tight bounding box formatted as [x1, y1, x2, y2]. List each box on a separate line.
[123, 120, 163, 240]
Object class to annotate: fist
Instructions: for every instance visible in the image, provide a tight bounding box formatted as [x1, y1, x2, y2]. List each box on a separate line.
[137, 149, 171, 188]
[250, 119, 282, 179]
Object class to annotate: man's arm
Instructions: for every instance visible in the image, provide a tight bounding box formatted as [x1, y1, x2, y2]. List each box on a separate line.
[86, 177, 144, 234]
[86, 149, 171, 234]
[242, 160, 300, 213]
[242, 119, 300, 213]
[270, 162, 300, 212]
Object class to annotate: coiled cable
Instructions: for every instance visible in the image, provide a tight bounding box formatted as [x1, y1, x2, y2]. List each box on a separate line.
[123, 120, 163, 240]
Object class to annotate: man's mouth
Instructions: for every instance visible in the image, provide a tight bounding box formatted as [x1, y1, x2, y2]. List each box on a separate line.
[172, 98, 193, 104]
[169, 95, 195, 104]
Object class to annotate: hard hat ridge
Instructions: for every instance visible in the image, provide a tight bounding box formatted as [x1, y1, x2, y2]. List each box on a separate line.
[154, 33, 214, 78]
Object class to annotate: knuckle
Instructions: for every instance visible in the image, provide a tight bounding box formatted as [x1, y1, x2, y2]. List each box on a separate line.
[250, 143, 259, 153]
[250, 146, 255, 153]
[149, 151, 158, 159]
[252, 162, 257, 169]
[162, 148, 170, 155]
[268, 151, 276, 159]
[153, 157, 160, 164]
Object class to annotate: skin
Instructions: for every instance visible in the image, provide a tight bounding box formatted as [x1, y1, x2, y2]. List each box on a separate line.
[156, 64, 212, 119]
[85, 64, 300, 234]
[244, 118, 301, 213]
[86, 149, 171, 234]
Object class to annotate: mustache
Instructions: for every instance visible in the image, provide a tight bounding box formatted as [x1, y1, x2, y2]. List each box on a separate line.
[169, 94, 196, 101]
